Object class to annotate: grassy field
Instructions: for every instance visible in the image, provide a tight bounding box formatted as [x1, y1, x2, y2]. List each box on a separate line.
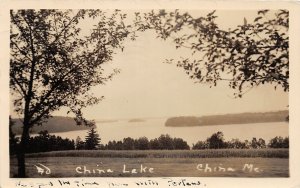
[10, 149, 289, 178]
[25, 148, 289, 158]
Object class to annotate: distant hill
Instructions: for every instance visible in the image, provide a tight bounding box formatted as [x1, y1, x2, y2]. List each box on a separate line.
[165, 110, 289, 127]
[11, 116, 95, 134]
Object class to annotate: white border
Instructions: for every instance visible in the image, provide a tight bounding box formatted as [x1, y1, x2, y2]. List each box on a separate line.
[1, 1, 299, 188]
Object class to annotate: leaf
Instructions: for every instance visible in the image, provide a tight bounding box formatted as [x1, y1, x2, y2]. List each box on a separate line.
[10, 33, 19, 38]
[254, 16, 262, 22]
[207, 10, 216, 17]
[258, 10, 269, 15]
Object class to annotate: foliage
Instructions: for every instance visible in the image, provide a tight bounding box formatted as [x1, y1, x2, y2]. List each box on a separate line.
[75, 136, 85, 150]
[10, 10, 134, 127]
[206, 131, 225, 149]
[106, 140, 117, 150]
[10, 9, 134, 177]
[115, 141, 124, 150]
[192, 141, 209, 150]
[138, 9, 289, 97]
[173, 137, 190, 150]
[122, 137, 135, 150]
[149, 138, 161, 149]
[250, 137, 267, 149]
[192, 133, 284, 150]
[25, 131, 75, 153]
[84, 128, 101, 150]
[268, 136, 289, 148]
[157, 134, 175, 150]
[100, 134, 189, 150]
[96, 133, 288, 150]
[134, 137, 150, 150]
[226, 138, 247, 149]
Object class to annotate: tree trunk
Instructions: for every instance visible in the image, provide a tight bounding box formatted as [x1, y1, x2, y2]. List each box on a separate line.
[16, 23, 36, 178]
[17, 149, 25, 177]
[17, 120, 30, 178]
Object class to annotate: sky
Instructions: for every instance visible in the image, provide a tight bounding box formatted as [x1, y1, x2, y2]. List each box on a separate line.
[55, 10, 288, 120]
[11, 10, 289, 120]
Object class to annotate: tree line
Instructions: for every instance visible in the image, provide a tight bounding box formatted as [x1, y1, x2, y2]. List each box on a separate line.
[76, 133, 190, 150]
[192, 131, 289, 149]
[10, 126, 289, 155]
[10, 130, 75, 155]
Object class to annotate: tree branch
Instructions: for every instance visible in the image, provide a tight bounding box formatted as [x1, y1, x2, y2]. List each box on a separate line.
[11, 74, 27, 97]
[49, 10, 85, 46]
[10, 41, 33, 62]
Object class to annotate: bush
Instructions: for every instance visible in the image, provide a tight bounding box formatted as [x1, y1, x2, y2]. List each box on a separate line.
[25, 131, 75, 153]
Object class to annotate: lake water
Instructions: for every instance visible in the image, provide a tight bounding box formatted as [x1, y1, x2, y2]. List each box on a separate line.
[52, 118, 289, 146]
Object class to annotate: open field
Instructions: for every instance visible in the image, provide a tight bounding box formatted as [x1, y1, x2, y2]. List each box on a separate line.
[10, 149, 289, 177]
[10, 157, 289, 178]
[25, 149, 289, 158]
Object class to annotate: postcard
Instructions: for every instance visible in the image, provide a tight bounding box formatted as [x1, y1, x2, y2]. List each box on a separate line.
[1, 0, 300, 188]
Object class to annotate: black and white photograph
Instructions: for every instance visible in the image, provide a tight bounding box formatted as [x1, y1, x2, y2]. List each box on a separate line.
[1, 1, 300, 187]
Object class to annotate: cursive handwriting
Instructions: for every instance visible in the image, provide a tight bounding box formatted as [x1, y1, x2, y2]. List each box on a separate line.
[165, 178, 202, 187]
[15, 178, 206, 188]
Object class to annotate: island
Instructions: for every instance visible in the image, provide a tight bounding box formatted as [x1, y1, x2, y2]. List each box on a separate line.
[128, 118, 146, 123]
[165, 110, 289, 127]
